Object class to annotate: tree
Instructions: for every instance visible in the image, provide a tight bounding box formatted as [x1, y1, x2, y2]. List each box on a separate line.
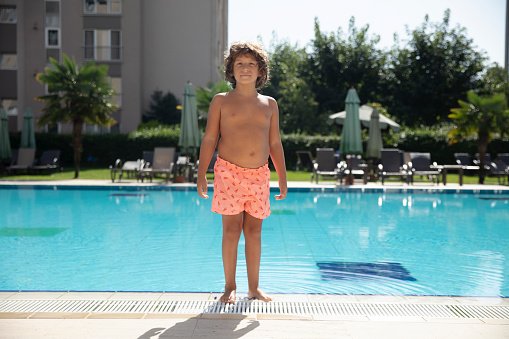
[143, 90, 181, 126]
[195, 80, 232, 128]
[36, 54, 116, 178]
[306, 17, 387, 124]
[477, 64, 509, 103]
[262, 40, 319, 134]
[387, 10, 486, 126]
[448, 91, 509, 183]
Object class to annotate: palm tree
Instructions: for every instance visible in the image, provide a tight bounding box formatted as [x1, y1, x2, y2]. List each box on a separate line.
[449, 90, 509, 183]
[36, 54, 117, 178]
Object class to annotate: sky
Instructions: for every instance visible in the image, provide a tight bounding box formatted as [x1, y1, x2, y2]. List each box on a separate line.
[228, 0, 506, 66]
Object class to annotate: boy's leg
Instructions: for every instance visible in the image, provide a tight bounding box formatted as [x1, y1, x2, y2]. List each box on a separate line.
[221, 213, 243, 303]
[243, 212, 272, 302]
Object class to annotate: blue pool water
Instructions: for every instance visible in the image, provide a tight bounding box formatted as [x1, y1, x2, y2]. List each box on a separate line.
[0, 185, 508, 297]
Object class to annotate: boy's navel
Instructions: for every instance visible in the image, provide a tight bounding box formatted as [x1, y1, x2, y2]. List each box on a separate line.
[249, 151, 255, 156]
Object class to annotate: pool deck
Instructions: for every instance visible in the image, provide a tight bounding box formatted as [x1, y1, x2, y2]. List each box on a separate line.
[1, 179, 509, 338]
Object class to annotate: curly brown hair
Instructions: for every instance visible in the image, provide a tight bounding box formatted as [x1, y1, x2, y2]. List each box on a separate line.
[224, 41, 270, 90]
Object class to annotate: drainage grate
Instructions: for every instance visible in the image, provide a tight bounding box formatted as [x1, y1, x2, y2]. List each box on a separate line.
[0, 300, 508, 319]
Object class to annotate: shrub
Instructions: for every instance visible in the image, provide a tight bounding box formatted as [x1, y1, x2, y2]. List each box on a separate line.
[12, 125, 508, 169]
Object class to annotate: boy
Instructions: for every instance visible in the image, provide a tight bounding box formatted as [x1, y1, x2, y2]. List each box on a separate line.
[196, 41, 287, 303]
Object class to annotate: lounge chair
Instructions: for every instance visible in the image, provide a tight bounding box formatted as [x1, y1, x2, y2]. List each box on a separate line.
[474, 153, 492, 170]
[295, 151, 314, 171]
[454, 153, 471, 166]
[311, 148, 341, 184]
[497, 153, 509, 167]
[140, 147, 176, 183]
[142, 150, 154, 168]
[488, 160, 509, 185]
[7, 148, 36, 173]
[408, 152, 441, 185]
[110, 158, 144, 182]
[30, 150, 62, 174]
[453, 152, 480, 176]
[378, 148, 410, 185]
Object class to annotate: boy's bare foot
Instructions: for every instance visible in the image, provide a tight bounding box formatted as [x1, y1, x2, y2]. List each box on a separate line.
[220, 288, 236, 304]
[248, 288, 272, 302]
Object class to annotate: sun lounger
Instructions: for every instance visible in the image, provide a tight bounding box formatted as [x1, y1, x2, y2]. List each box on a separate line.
[110, 158, 145, 182]
[7, 148, 36, 173]
[497, 153, 509, 167]
[311, 148, 342, 183]
[488, 160, 509, 185]
[30, 150, 62, 174]
[408, 152, 441, 185]
[474, 153, 492, 170]
[296, 151, 314, 171]
[142, 151, 154, 168]
[378, 149, 410, 185]
[140, 147, 176, 183]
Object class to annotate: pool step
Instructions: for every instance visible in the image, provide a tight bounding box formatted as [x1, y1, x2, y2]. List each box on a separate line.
[0, 299, 508, 320]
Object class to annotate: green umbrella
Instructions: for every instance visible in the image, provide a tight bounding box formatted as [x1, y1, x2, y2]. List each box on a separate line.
[339, 88, 363, 156]
[365, 108, 383, 159]
[339, 88, 363, 184]
[178, 82, 201, 157]
[21, 107, 36, 149]
[0, 108, 11, 159]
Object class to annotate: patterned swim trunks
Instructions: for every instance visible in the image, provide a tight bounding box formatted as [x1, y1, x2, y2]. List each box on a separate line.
[211, 156, 271, 219]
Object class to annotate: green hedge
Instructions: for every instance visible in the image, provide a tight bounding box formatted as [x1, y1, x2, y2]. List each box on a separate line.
[8, 125, 508, 169]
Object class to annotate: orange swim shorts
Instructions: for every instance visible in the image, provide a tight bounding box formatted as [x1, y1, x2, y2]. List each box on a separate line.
[211, 156, 271, 219]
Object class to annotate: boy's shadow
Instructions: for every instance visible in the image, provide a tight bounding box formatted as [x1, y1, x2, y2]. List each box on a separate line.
[138, 303, 260, 339]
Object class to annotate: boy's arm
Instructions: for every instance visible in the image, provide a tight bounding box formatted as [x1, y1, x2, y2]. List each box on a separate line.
[268, 97, 287, 200]
[196, 93, 223, 198]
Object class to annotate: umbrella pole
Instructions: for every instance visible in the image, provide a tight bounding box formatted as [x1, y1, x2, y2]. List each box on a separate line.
[349, 157, 353, 184]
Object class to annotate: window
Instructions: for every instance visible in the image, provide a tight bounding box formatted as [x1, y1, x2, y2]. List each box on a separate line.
[45, 1, 60, 48]
[84, 29, 121, 61]
[109, 77, 122, 108]
[84, 0, 121, 14]
[46, 49, 60, 66]
[0, 54, 17, 69]
[45, 1, 60, 27]
[1, 99, 17, 116]
[0, 6, 16, 23]
[46, 29, 60, 47]
[84, 124, 110, 134]
[45, 122, 60, 133]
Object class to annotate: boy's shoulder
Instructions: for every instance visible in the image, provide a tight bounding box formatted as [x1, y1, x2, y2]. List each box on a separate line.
[259, 93, 276, 101]
[258, 93, 277, 105]
[214, 92, 228, 99]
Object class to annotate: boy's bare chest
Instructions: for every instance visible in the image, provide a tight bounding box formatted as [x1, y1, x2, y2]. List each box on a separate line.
[221, 100, 271, 121]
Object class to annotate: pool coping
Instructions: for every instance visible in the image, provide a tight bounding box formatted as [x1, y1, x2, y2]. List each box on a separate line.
[0, 291, 508, 322]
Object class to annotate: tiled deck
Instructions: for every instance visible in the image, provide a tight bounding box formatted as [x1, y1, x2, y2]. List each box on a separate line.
[1, 179, 509, 338]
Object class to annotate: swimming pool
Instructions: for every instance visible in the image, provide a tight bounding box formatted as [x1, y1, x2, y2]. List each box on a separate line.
[0, 185, 508, 297]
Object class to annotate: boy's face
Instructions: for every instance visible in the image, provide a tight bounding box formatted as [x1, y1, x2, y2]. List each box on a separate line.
[233, 53, 261, 87]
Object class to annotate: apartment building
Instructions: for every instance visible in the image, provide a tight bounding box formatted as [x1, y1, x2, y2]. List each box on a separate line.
[0, 0, 228, 133]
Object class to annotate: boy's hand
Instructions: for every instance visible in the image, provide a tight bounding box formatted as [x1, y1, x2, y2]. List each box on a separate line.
[197, 176, 209, 199]
[275, 183, 287, 200]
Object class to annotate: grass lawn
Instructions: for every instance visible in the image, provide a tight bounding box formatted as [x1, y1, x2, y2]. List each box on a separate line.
[0, 166, 505, 185]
